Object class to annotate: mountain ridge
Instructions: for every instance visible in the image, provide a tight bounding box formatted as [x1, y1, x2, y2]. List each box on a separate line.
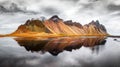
[3, 15, 109, 37]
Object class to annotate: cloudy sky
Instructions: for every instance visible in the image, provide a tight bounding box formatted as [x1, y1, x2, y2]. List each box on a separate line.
[0, 0, 120, 35]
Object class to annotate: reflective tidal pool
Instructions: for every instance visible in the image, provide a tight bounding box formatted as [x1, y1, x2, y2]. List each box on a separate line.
[0, 36, 120, 67]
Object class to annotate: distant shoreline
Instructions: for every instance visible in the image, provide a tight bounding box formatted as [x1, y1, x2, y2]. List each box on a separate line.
[108, 35, 120, 38]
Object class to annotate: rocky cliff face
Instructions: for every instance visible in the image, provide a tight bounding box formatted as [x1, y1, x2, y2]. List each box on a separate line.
[44, 15, 77, 34]
[12, 15, 108, 35]
[12, 19, 51, 34]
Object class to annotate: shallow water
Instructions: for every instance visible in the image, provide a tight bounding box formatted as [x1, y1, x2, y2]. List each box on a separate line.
[0, 36, 120, 67]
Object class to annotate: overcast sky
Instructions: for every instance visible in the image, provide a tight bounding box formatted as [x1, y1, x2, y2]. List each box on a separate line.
[0, 0, 120, 35]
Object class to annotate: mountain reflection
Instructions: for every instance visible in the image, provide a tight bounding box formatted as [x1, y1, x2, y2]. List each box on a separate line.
[14, 36, 106, 56]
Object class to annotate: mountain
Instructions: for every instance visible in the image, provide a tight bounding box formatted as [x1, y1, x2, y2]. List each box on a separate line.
[10, 15, 108, 37]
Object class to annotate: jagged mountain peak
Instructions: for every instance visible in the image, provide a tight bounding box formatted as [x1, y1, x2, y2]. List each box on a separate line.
[49, 15, 62, 22]
[25, 19, 43, 26]
[96, 20, 100, 23]
[64, 20, 73, 25]
[64, 20, 82, 28]
[89, 20, 100, 26]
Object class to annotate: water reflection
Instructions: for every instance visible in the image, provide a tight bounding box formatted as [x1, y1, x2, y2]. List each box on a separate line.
[14, 36, 106, 56]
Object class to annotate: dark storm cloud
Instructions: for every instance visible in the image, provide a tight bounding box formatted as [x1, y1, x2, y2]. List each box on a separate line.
[0, 1, 39, 14]
[0, 3, 23, 13]
[107, 4, 120, 11]
[41, 7, 60, 15]
[77, 0, 101, 12]
[114, 12, 120, 16]
[81, 3, 94, 9]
